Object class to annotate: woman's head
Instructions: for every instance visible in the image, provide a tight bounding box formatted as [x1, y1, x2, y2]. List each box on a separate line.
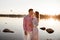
[35, 11, 39, 19]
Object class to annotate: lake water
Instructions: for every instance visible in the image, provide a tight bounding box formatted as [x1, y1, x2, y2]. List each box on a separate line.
[0, 17, 60, 40]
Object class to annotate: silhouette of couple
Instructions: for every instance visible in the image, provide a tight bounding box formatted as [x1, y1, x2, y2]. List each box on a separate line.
[23, 9, 39, 40]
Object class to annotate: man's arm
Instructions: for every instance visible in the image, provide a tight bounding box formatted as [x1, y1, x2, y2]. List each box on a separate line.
[30, 20, 34, 29]
[23, 17, 27, 35]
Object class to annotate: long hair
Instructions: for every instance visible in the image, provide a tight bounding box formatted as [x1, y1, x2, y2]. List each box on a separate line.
[35, 11, 39, 21]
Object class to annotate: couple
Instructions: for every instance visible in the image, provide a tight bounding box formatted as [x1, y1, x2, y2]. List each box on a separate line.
[23, 9, 39, 40]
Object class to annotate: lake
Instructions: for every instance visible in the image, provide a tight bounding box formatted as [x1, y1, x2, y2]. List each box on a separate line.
[0, 17, 60, 40]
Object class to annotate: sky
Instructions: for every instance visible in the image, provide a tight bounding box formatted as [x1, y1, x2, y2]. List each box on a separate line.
[0, 0, 60, 15]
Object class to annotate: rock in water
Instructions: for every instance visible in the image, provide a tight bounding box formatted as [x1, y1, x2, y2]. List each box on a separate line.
[46, 28, 54, 34]
[3, 29, 14, 33]
[40, 27, 46, 30]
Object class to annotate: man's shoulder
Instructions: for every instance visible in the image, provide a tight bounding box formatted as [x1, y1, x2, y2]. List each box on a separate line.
[24, 15, 29, 18]
[24, 15, 29, 19]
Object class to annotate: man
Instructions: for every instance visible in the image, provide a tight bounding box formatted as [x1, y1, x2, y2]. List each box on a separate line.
[23, 9, 34, 40]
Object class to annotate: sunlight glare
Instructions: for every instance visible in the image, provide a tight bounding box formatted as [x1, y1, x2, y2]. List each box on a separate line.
[47, 18, 56, 26]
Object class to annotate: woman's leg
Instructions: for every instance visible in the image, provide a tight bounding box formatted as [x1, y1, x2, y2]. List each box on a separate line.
[32, 28, 38, 40]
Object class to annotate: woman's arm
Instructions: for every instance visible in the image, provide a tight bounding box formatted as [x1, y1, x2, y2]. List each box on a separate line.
[32, 18, 38, 27]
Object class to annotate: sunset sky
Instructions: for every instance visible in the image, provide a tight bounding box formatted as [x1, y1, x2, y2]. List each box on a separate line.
[0, 0, 60, 15]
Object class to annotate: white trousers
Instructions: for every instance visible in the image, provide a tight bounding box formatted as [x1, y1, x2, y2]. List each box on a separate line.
[24, 31, 32, 40]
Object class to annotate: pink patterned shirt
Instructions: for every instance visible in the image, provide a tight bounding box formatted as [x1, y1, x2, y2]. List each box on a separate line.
[23, 15, 33, 32]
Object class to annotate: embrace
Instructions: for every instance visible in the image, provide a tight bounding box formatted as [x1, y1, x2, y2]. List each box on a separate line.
[23, 9, 40, 40]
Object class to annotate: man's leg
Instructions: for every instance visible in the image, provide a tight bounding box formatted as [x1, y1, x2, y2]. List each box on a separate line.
[24, 31, 32, 40]
[27, 32, 31, 40]
[29, 31, 33, 40]
[24, 31, 33, 40]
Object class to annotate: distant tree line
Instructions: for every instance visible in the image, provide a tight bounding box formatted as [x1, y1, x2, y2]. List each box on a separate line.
[0, 14, 60, 20]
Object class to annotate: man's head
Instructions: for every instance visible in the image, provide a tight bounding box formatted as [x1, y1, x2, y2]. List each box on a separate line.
[28, 8, 34, 16]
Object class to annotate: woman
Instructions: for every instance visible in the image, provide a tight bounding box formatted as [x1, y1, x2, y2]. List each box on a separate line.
[32, 11, 39, 40]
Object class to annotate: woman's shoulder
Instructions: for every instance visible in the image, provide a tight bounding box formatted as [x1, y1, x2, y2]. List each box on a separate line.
[33, 17, 37, 20]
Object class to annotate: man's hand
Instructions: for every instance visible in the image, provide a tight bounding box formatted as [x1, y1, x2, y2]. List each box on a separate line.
[24, 31, 27, 35]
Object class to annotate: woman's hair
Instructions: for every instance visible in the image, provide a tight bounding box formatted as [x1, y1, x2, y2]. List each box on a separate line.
[35, 11, 39, 19]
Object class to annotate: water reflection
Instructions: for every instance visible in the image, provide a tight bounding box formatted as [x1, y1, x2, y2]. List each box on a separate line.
[39, 18, 60, 40]
[0, 14, 60, 40]
[40, 14, 60, 21]
[0, 17, 24, 40]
